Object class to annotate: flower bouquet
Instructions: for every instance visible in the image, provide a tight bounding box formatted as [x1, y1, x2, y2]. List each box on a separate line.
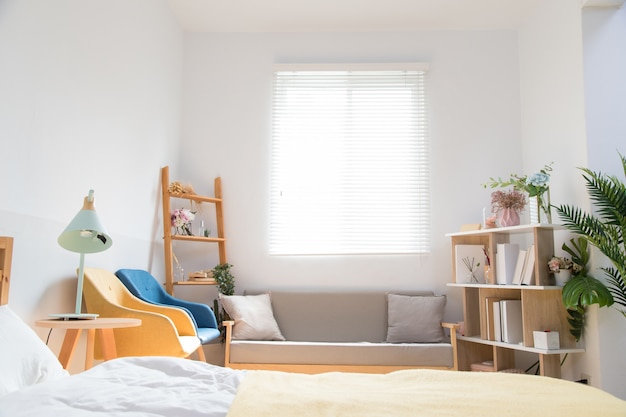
[171, 208, 195, 236]
[484, 163, 553, 223]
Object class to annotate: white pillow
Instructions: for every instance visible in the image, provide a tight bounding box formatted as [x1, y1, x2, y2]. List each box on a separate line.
[219, 293, 285, 341]
[0, 305, 69, 396]
[385, 294, 446, 343]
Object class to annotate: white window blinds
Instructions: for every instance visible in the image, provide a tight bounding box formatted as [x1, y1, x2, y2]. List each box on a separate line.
[270, 63, 430, 255]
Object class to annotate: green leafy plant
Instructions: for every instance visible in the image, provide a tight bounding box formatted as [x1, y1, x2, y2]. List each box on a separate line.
[211, 263, 235, 340]
[559, 238, 613, 341]
[555, 152, 626, 318]
[212, 263, 235, 295]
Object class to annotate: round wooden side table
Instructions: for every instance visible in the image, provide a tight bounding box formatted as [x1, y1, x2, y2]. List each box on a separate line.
[35, 317, 141, 370]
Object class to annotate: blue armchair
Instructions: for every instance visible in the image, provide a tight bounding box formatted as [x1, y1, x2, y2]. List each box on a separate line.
[115, 269, 220, 349]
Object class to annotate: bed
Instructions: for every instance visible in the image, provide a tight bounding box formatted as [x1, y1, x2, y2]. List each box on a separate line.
[1, 236, 626, 417]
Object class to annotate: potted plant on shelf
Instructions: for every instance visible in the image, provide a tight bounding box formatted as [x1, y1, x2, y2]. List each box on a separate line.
[484, 163, 553, 223]
[548, 255, 574, 286]
[489, 189, 526, 227]
[555, 152, 626, 319]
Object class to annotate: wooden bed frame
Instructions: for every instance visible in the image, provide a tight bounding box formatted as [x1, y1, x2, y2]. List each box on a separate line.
[0, 236, 13, 306]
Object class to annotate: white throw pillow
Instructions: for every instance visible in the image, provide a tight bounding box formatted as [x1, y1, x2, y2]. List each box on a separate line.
[0, 305, 69, 396]
[385, 294, 446, 343]
[219, 293, 285, 341]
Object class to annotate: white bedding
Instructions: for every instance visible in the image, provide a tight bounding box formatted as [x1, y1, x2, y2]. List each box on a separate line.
[0, 357, 245, 417]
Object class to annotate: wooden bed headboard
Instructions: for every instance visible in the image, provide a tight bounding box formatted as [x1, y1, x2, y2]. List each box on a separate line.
[0, 236, 14, 305]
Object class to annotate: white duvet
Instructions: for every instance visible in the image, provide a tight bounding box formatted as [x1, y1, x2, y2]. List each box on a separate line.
[0, 357, 245, 417]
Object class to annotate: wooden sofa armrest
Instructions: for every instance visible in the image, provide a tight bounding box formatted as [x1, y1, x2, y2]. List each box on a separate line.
[441, 322, 459, 371]
[223, 320, 235, 367]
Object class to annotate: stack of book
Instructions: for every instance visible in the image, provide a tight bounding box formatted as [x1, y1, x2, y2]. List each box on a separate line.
[485, 298, 523, 344]
[496, 243, 536, 286]
[187, 270, 217, 284]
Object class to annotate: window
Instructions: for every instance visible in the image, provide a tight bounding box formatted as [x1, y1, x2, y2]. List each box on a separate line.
[270, 63, 430, 255]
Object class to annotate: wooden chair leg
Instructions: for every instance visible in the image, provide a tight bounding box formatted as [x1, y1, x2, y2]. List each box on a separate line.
[196, 345, 206, 362]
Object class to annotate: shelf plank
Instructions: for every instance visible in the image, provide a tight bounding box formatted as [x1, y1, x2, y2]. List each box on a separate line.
[169, 192, 222, 204]
[447, 283, 562, 290]
[457, 335, 584, 355]
[446, 223, 562, 237]
[170, 235, 226, 243]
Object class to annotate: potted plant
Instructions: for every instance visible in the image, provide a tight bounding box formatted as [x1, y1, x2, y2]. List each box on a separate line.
[548, 255, 574, 286]
[489, 189, 526, 227]
[212, 263, 236, 338]
[485, 163, 553, 223]
[555, 152, 626, 320]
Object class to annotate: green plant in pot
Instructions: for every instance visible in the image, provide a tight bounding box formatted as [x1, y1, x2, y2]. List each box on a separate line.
[211, 263, 235, 338]
[555, 152, 626, 323]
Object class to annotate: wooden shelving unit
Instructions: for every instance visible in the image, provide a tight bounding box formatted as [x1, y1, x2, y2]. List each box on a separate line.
[446, 225, 584, 378]
[161, 166, 226, 295]
[0, 236, 14, 305]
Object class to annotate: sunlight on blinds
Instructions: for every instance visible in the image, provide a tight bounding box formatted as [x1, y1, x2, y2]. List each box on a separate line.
[270, 64, 430, 255]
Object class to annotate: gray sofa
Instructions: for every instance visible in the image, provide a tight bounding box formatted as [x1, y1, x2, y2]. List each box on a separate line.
[222, 290, 458, 374]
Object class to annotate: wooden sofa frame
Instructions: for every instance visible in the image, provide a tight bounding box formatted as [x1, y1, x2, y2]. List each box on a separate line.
[223, 320, 459, 374]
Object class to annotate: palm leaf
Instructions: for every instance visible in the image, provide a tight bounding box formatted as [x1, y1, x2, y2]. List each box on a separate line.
[555, 152, 626, 318]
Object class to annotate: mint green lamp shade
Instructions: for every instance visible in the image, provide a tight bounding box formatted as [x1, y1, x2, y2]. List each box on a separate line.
[58, 190, 112, 253]
[53, 190, 112, 320]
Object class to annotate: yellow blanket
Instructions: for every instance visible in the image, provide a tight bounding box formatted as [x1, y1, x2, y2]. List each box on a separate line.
[227, 369, 626, 417]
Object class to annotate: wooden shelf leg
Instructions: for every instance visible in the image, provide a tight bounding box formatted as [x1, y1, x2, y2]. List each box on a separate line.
[493, 346, 515, 371]
[539, 354, 561, 378]
[57, 328, 82, 370]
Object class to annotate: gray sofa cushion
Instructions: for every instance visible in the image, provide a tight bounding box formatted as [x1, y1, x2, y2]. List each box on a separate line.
[385, 294, 447, 343]
[245, 290, 435, 342]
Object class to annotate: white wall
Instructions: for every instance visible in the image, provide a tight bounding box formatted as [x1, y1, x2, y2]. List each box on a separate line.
[581, 4, 626, 399]
[0, 0, 183, 367]
[177, 30, 523, 323]
[518, 0, 626, 398]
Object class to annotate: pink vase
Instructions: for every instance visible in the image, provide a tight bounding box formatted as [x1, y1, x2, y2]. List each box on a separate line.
[498, 208, 520, 227]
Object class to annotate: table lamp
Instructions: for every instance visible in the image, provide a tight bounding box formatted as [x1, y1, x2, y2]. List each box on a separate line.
[51, 189, 112, 320]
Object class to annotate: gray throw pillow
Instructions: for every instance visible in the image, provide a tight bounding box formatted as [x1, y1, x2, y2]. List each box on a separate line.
[219, 293, 285, 341]
[386, 294, 446, 343]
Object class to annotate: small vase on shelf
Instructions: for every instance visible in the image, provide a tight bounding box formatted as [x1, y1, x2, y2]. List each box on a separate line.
[530, 189, 552, 224]
[484, 265, 494, 285]
[498, 208, 520, 227]
[554, 269, 571, 286]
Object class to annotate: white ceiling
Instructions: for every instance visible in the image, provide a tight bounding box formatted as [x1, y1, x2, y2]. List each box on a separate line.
[166, 0, 544, 33]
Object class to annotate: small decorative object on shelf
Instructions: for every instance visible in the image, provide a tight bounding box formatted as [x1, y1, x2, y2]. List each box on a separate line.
[483, 248, 494, 284]
[168, 181, 195, 195]
[171, 208, 195, 235]
[172, 252, 185, 282]
[462, 256, 481, 283]
[548, 256, 573, 286]
[175, 264, 185, 282]
[533, 330, 560, 350]
[198, 220, 211, 237]
[484, 162, 553, 224]
[490, 189, 525, 227]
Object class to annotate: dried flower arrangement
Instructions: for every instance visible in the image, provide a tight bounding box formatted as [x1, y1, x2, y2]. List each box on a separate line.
[490, 189, 526, 214]
[168, 181, 195, 195]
